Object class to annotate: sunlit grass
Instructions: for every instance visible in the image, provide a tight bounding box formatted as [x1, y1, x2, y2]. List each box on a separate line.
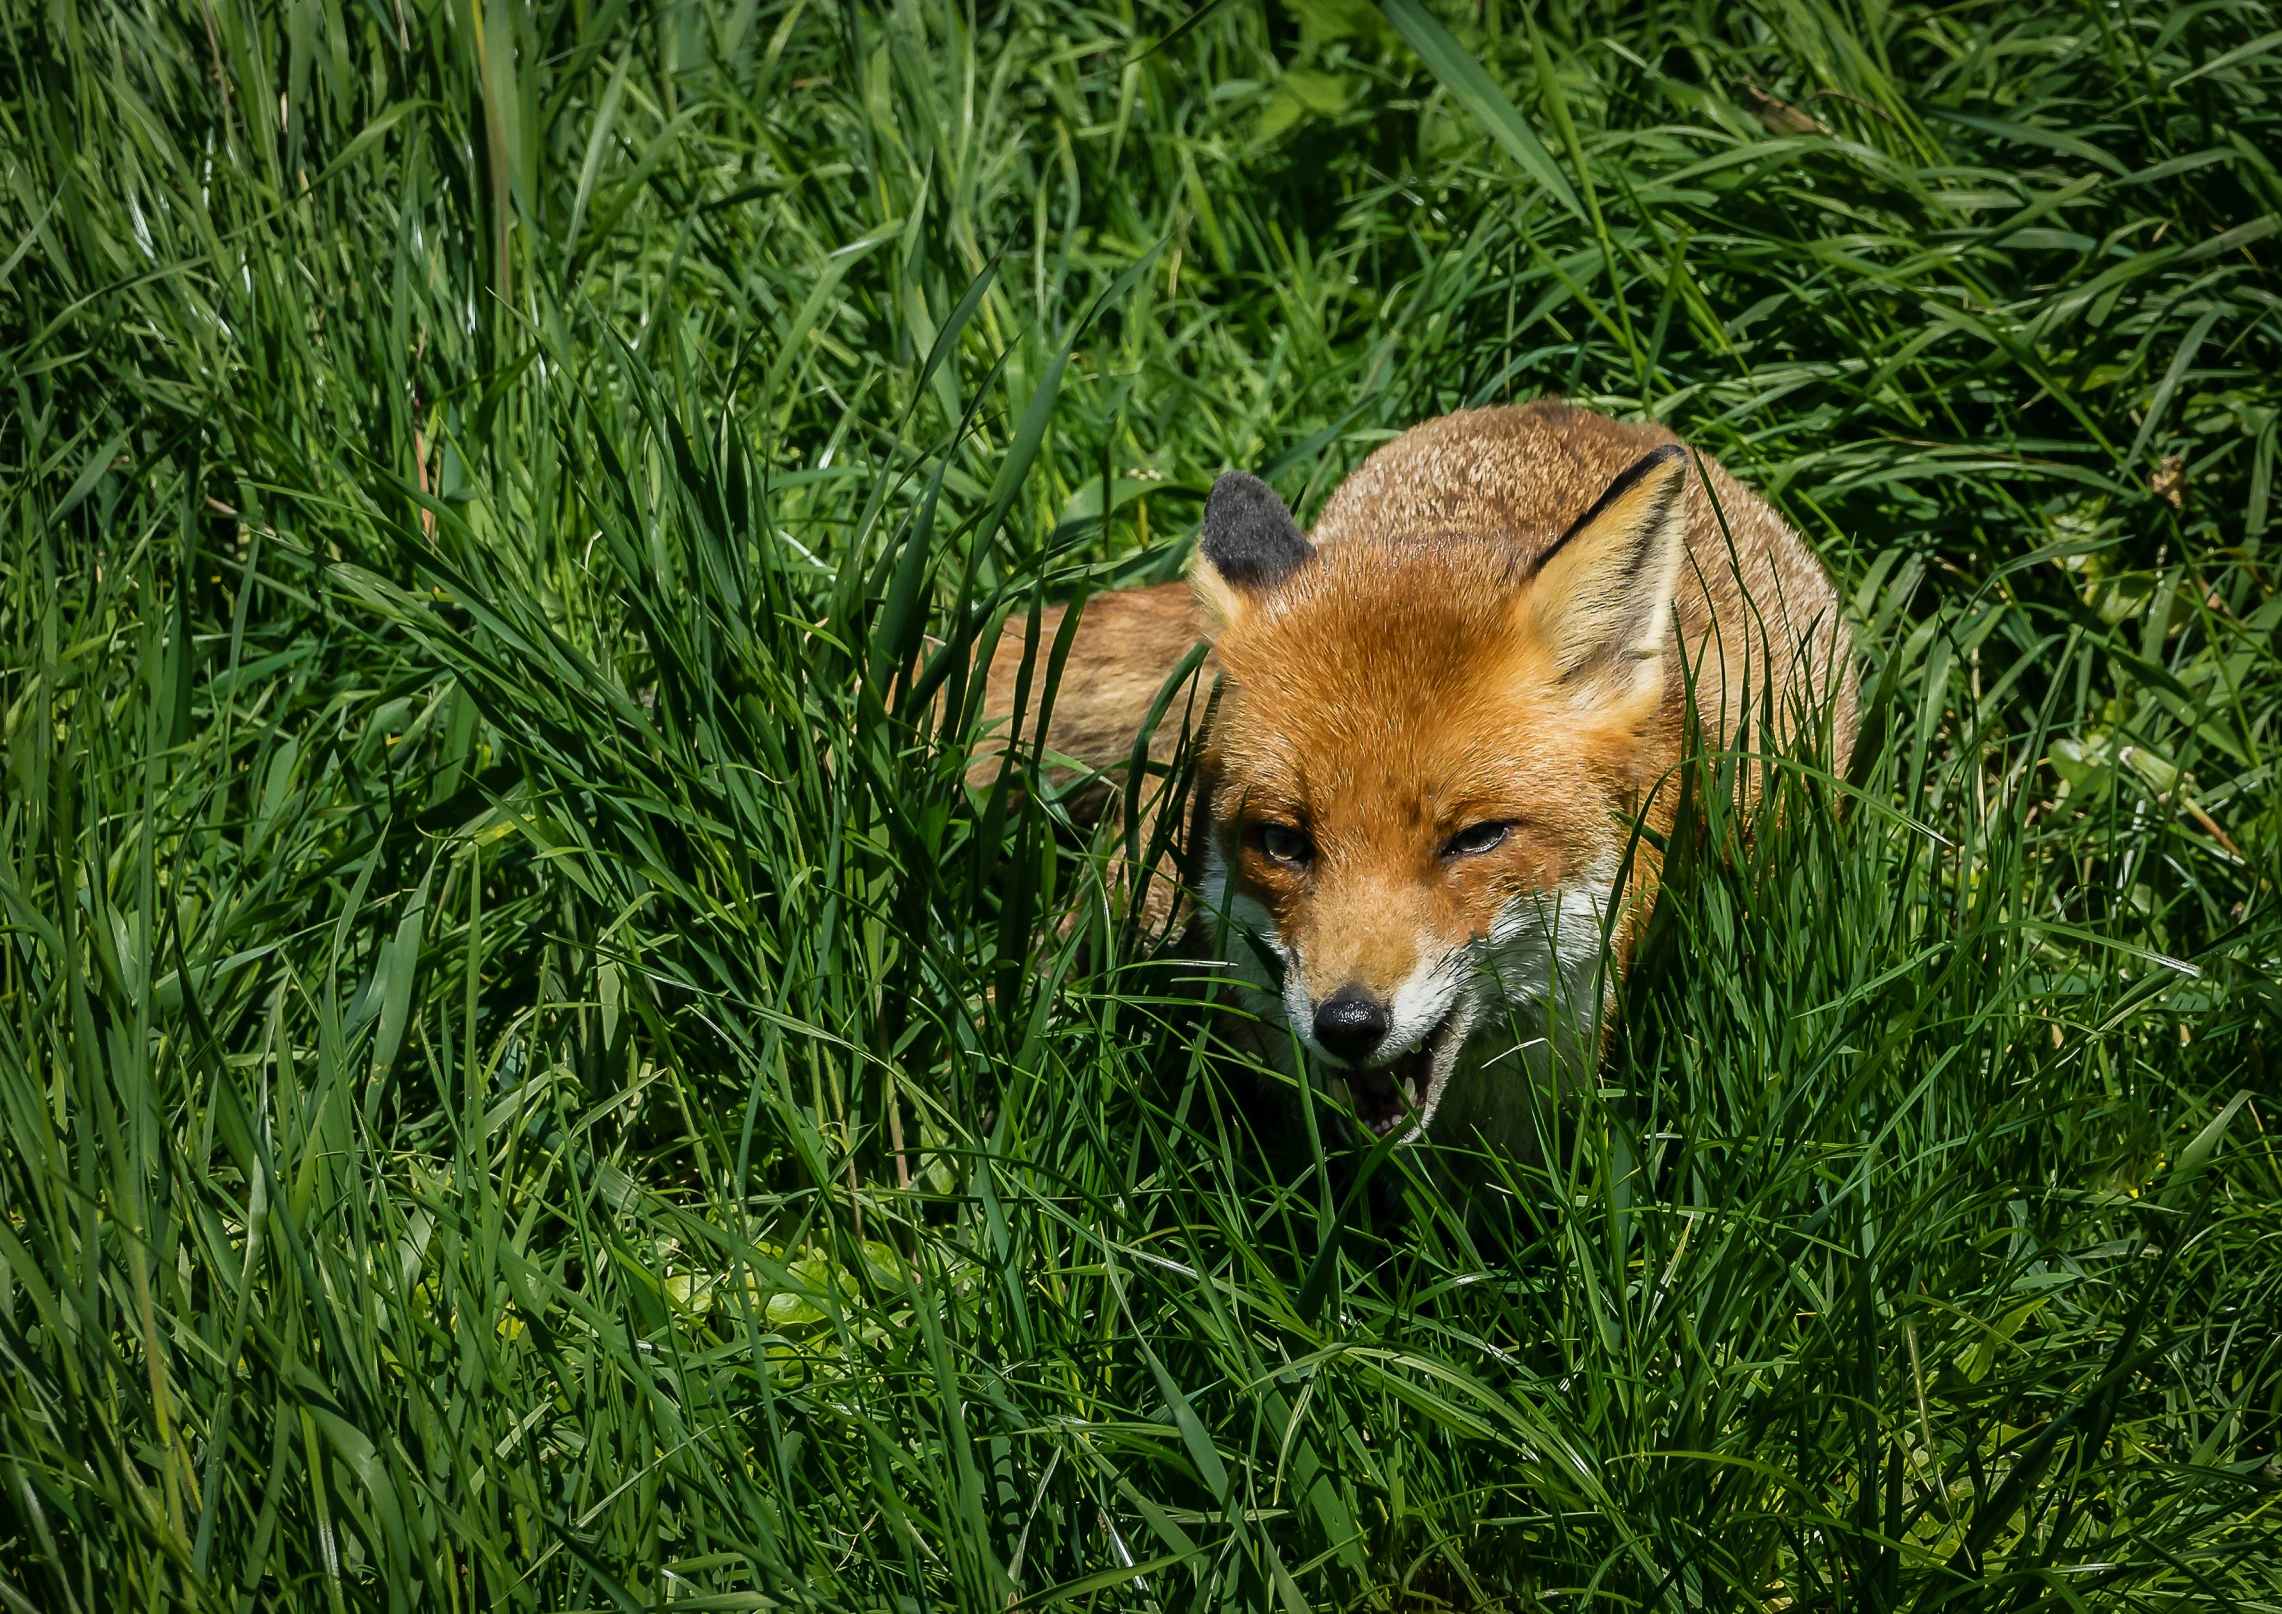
[2, 0, 2278, 1607]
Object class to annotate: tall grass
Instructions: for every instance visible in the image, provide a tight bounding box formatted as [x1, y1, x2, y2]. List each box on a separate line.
[3, 0, 2278, 1607]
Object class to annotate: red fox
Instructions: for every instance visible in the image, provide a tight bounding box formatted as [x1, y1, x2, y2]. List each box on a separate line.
[982, 400, 1855, 1153]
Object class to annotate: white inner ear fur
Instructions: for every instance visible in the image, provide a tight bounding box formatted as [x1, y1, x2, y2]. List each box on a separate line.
[1189, 558, 1247, 639]
[1525, 452, 1690, 698]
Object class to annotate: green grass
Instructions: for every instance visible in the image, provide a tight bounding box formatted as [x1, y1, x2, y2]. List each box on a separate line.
[4, 0, 2280, 1607]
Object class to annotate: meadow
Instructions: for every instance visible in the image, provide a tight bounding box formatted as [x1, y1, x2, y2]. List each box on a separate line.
[3, 0, 2280, 1607]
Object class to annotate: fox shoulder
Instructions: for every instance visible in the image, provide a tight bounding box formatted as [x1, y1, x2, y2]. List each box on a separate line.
[970, 581, 1215, 801]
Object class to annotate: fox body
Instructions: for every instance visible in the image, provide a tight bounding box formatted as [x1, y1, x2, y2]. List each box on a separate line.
[983, 401, 1855, 1155]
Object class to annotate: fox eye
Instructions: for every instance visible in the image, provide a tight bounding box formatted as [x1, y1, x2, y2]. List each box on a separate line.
[1254, 822, 1314, 867]
[1440, 820, 1512, 859]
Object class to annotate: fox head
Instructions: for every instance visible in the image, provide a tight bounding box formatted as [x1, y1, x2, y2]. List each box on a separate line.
[1190, 447, 1691, 1146]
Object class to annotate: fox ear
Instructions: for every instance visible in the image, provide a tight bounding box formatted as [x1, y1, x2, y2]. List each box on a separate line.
[1525, 444, 1691, 692]
[1193, 471, 1313, 634]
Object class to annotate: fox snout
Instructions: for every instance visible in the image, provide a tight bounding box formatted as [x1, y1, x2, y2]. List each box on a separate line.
[1311, 987, 1392, 1063]
[1283, 948, 1477, 1140]
[1284, 892, 1467, 1073]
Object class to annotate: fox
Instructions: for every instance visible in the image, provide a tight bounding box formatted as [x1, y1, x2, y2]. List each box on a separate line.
[980, 400, 1856, 1157]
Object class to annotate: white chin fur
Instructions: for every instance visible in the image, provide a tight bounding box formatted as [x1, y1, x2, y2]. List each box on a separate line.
[1371, 995, 1477, 1144]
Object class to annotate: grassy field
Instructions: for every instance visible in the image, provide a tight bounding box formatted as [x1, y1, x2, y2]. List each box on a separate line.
[5, 0, 2281, 1607]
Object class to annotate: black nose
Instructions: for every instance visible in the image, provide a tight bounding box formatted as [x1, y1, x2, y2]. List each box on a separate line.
[1312, 988, 1390, 1063]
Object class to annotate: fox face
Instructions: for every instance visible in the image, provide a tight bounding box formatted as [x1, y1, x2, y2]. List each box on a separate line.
[1191, 447, 1692, 1147]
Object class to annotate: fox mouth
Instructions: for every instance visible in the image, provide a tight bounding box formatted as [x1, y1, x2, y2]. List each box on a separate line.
[1341, 1009, 1461, 1138]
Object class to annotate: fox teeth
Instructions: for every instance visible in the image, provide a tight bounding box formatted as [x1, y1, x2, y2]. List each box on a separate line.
[1400, 1075, 1419, 1106]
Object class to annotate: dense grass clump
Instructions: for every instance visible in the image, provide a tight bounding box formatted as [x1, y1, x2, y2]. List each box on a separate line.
[4, 0, 2280, 1606]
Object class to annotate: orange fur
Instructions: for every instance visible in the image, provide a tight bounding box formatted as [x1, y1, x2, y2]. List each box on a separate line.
[1206, 536, 1675, 1004]
[980, 400, 1857, 1151]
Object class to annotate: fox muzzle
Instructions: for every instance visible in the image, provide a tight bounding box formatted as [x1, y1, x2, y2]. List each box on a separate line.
[1311, 987, 1391, 1063]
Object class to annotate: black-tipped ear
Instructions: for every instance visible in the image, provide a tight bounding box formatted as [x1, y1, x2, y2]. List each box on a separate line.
[1523, 443, 1691, 690]
[1199, 472, 1313, 589]
[1540, 443, 1687, 564]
